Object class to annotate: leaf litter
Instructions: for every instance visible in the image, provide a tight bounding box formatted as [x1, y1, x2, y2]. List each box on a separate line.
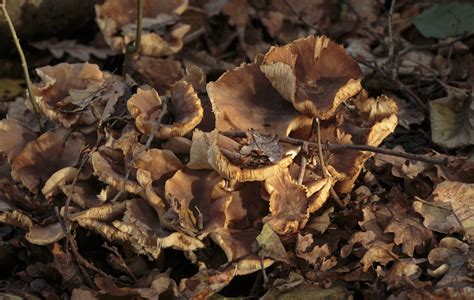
[0, 0, 474, 299]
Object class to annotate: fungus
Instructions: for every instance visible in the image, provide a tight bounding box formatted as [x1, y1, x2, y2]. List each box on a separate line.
[32, 63, 124, 129]
[0, 119, 36, 164]
[128, 81, 203, 139]
[11, 129, 86, 194]
[96, 0, 190, 57]
[261, 35, 363, 119]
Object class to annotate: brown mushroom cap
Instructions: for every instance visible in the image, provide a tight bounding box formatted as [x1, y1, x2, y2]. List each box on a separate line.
[0, 119, 36, 164]
[261, 35, 363, 119]
[91, 146, 143, 196]
[132, 57, 184, 95]
[11, 129, 87, 194]
[128, 81, 203, 139]
[32, 63, 124, 128]
[96, 0, 190, 56]
[135, 149, 183, 219]
[164, 169, 230, 232]
[207, 61, 311, 137]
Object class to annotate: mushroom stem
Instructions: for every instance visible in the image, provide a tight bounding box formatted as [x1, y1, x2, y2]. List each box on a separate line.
[220, 131, 449, 166]
[0, 0, 43, 131]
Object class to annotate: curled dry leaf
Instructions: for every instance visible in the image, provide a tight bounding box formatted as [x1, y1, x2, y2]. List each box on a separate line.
[296, 233, 332, 266]
[32, 63, 124, 129]
[128, 81, 203, 139]
[260, 35, 362, 119]
[31, 39, 115, 62]
[11, 129, 86, 194]
[0, 119, 36, 164]
[96, 0, 190, 57]
[222, 0, 250, 28]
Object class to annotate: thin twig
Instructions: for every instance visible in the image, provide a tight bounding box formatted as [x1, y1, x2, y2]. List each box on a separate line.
[387, 0, 396, 63]
[0, 0, 43, 131]
[54, 207, 93, 287]
[103, 243, 137, 281]
[297, 142, 308, 185]
[220, 131, 449, 166]
[315, 118, 344, 208]
[69, 230, 112, 281]
[399, 33, 473, 57]
[122, 0, 143, 76]
[283, 0, 319, 33]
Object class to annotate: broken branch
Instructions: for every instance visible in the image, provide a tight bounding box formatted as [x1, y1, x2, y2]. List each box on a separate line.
[221, 131, 449, 166]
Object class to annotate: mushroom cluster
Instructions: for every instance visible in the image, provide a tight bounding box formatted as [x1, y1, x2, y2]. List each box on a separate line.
[0, 35, 397, 281]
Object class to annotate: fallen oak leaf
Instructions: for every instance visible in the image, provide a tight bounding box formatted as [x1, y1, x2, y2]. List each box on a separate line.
[384, 214, 433, 257]
[360, 241, 399, 272]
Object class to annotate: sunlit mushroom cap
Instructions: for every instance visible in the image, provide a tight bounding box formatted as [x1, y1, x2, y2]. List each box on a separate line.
[11, 129, 87, 194]
[263, 169, 309, 236]
[96, 0, 190, 57]
[261, 35, 363, 119]
[128, 81, 203, 139]
[164, 168, 229, 233]
[32, 63, 124, 128]
[207, 130, 299, 182]
[318, 93, 398, 193]
[207, 61, 311, 137]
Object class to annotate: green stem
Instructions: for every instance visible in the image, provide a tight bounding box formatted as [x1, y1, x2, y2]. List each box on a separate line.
[1, 0, 43, 130]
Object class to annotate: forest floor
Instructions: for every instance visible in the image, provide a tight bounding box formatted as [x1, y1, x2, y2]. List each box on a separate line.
[0, 1, 473, 299]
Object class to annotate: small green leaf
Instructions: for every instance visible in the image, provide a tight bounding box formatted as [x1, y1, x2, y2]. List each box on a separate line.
[256, 224, 289, 263]
[412, 3, 474, 39]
